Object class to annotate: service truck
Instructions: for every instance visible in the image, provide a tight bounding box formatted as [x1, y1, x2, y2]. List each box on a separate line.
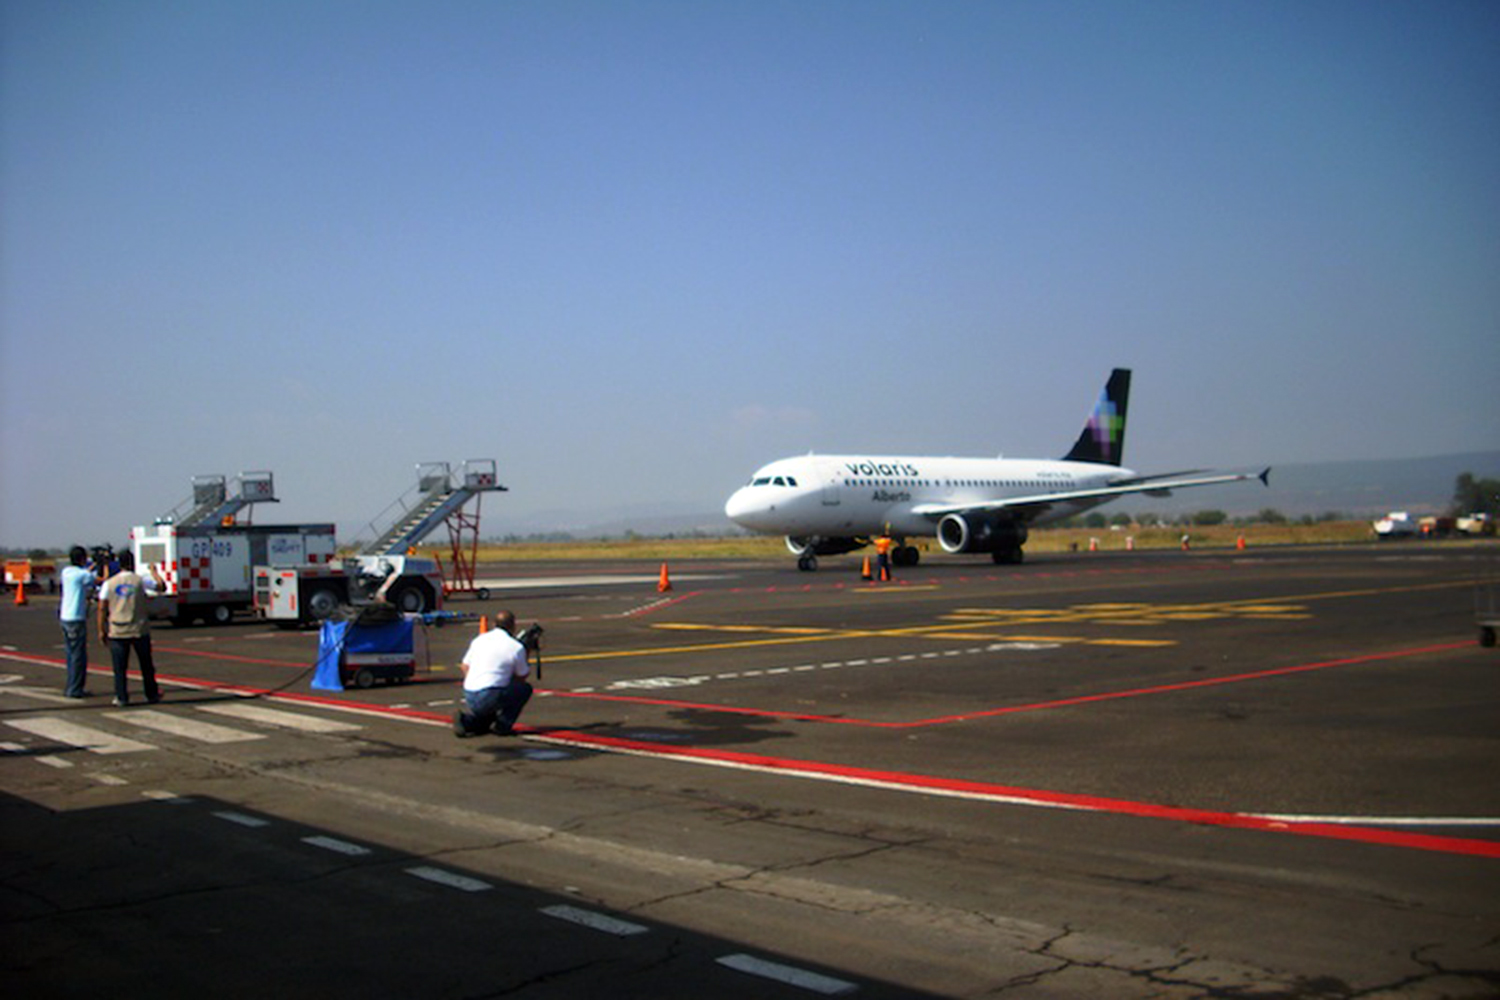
[132, 521, 339, 625]
[133, 521, 448, 626]
[253, 554, 445, 626]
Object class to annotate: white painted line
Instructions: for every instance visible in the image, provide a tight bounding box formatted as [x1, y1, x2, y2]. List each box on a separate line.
[5, 717, 154, 755]
[214, 811, 271, 828]
[1, 685, 76, 704]
[91, 773, 128, 786]
[405, 866, 492, 892]
[197, 702, 361, 733]
[142, 790, 192, 803]
[302, 835, 372, 856]
[0, 741, 25, 751]
[105, 709, 266, 744]
[540, 905, 650, 937]
[716, 953, 858, 995]
[36, 755, 74, 769]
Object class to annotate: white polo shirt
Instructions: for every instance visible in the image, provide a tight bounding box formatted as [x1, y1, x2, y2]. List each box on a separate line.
[461, 628, 531, 692]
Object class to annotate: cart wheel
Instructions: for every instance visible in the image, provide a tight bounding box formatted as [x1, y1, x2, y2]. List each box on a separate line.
[1482, 626, 1497, 649]
[476, 588, 491, 601]
[352, 668, 376, 689]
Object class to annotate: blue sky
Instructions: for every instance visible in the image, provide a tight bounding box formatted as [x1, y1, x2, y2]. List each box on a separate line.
[3, 1, 1497, 547]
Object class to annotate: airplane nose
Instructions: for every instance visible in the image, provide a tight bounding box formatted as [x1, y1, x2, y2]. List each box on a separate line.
[724, 487, 767, 528]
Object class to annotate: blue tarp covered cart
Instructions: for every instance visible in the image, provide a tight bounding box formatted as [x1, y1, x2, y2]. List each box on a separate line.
[312, 616, 429, 691]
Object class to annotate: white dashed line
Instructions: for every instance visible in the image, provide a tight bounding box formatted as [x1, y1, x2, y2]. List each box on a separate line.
[303, 835, 372, 856]
[716, 953, 858, 995]
[540, 905, 650, 937]
[405, 866, 492, 892]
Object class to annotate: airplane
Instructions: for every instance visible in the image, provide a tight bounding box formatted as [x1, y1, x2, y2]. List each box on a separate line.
[724, 368, 1269, 570]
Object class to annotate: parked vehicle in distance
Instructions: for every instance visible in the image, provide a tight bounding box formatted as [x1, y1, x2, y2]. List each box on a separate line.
[1373, 511, 1419, 539]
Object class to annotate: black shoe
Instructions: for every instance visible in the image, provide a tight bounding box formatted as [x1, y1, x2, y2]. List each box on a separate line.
[146, 694, 162, 705]
[452, 711, 474, 738]
[65, 691, 90, 699]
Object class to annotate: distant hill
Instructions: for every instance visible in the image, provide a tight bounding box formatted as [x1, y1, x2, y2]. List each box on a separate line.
[489, 452, 1500, 539]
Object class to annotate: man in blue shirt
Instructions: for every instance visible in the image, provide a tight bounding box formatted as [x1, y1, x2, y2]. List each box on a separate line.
[58, 546, 94, 698]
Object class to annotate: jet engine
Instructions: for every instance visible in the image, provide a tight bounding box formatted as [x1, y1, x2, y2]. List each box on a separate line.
[937, 513, 1028, 561]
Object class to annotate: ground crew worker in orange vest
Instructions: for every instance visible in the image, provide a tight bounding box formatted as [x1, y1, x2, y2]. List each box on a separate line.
[874, 528, 895, 581]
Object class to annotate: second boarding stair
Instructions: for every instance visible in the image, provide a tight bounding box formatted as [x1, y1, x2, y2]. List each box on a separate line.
[360, 460, 507, 557]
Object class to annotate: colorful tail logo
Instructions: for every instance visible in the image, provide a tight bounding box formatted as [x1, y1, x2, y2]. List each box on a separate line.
[1063, 368, 1131, 466]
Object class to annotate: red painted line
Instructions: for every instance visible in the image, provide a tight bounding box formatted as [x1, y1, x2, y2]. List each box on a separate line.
[625, 591, 702, 617]
[912, 641, 1478, 727]
[5, 649, 1495, 857]
[154, 645, 311, 669]
[548, 641, 1477, 729]
[544, 688, 903, 726]
[526, 729, 1500, 859]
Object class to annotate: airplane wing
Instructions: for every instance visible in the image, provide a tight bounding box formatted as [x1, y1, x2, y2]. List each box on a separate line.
[910, 469, 1271, 522]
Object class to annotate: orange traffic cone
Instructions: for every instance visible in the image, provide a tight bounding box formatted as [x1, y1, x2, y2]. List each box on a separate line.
[478, 614, 489, 634]
[860, 556, 872, 581]
[12, 580, 26, 606]
[657, 563, 672, 593]
[1236, 535, 1247, 551]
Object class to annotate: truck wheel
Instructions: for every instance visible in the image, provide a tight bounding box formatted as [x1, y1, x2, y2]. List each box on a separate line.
[210, 604, 233, 625]
[307, 587, 342, 621]
[352, 668, 376, 689]
[389, 583, 430, 614]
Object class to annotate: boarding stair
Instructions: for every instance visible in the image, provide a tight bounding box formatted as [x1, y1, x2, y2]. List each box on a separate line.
[359, 460, 507, 558]
[167, 471, 278, 528]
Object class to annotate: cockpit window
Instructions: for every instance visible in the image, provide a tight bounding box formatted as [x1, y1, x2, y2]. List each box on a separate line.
[785, 477, 797, 487]
[752, 477, 772, 486]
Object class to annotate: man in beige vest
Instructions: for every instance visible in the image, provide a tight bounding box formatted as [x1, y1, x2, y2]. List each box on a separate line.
[97, 550, 165, 707]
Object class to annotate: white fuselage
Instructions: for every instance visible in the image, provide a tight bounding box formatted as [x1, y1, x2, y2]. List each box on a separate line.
[724, 454, 1130, 539]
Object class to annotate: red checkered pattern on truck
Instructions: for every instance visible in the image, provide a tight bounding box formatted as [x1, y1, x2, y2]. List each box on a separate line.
[176, 556, 212, 592]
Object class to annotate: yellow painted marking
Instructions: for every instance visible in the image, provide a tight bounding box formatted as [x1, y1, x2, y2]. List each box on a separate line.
[854, 585, 941, 594]
[653, 623, 831, 635]
[546, 579, 1473, 664]
[1086, 638, 1177, 647]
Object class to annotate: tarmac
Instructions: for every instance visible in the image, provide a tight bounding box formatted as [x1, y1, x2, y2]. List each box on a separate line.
[2, 542, 1498, 997]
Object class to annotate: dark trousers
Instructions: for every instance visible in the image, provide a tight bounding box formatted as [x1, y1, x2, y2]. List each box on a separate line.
[108, 635, 160, 704]
[459, 681, 533, 734]
[62, 620, 89, 696]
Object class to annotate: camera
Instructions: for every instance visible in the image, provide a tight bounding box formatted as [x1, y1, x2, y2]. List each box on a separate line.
[90, 543, 117, 575]
[516, 623, 545, 651]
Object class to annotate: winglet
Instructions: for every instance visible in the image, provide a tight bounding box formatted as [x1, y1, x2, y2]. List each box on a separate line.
[1259, 467, 1272, 487]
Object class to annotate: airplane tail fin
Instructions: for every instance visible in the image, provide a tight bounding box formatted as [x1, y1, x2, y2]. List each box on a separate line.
[1063, 368, 1131, 466]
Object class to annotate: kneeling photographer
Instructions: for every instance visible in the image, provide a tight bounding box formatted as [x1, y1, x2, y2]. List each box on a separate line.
[453, 610, 543, 738]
